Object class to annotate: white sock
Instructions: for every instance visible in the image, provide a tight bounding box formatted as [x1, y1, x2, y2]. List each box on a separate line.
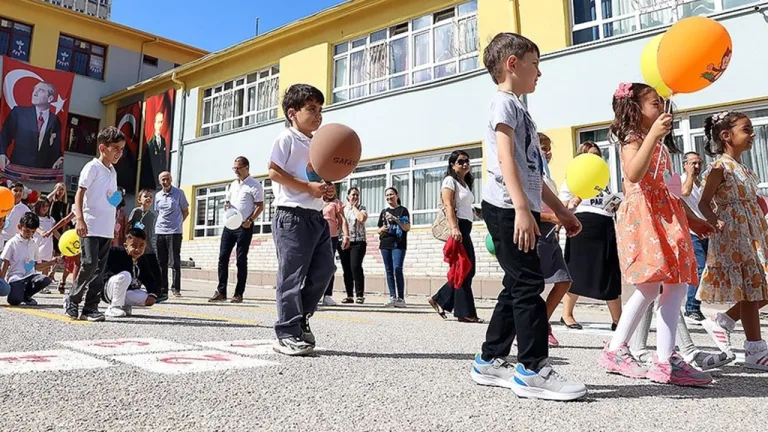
[609, 283, 660, 351]
[716, 312, 736, 332]
[655, 283, 687, 360]
[744, 340, 767, 354]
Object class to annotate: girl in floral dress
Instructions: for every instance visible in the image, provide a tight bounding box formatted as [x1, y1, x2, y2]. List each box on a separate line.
[698, 111, 768, 370]
[597, 83, 713, 386]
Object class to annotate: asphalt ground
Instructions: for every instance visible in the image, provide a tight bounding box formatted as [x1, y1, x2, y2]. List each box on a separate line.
[1, 279, 766, 432]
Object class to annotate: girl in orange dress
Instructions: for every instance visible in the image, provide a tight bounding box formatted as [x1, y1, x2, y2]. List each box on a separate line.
[597, 83, 713, 386]
[698, 111, 768, 370]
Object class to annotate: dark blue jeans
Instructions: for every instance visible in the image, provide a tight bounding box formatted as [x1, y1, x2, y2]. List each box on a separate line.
[380, 248, 406, 299]
[686, 234, 709, 313]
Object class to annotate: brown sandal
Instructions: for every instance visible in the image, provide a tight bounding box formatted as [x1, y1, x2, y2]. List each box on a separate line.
[458, 317, 485, 323]
[58, 281, 66, 295]
[427, 298, 447, 319]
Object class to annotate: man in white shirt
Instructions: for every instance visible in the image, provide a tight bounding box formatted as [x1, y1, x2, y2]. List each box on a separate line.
[680, 151, 707, 322]
[209, 156, 264, 303]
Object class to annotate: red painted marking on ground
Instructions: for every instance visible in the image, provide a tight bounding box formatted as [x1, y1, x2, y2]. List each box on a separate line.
[158, 353, 231, 365]
[92, 341, 151, 348]
[0, 355, 58, 363]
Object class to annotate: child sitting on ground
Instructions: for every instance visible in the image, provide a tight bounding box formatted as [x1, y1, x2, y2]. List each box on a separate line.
[102, 228, 159, 318]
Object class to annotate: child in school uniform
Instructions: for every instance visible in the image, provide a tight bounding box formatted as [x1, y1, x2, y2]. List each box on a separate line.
[102, 228, 159, 318]
[268, 84, 336, 356]
[2, 182, 31, 243]
[33, 198, 55, 294]
[128, 188, 163, 298]
[1, 212, 59, 305]
[64, 126, 124, 322]
[469, 33, 586, 401]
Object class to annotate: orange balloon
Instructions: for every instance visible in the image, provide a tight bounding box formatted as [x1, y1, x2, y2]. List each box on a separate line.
[657, 17, 732, 94]
[0, 187, 12, 218]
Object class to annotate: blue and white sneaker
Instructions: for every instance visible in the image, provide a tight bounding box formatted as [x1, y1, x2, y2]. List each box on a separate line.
[512, 361, 587, 401]
[470, 354, 517, 389]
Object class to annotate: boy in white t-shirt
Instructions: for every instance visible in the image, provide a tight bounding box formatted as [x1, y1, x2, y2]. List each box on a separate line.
[268, 84, 335, 356]
[64, 126, 124, 322]
[2, 182, 31, 242]
[1, 212, 59, 306]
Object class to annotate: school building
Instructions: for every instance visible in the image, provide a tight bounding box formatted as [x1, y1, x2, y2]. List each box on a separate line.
[0, 0, 206, 194]
[100, 0, 768, 297]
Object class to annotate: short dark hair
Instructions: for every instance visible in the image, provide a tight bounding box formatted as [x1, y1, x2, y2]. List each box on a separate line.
[11, 182, 24, 190]
[125, 227, 147, 241]
[137, 188, 154, 201]
[235, 156, 250, 167]
[282, 84, 324, 125]
[19, 212, 39, 229]
[683, 151, 701, 162]
[483, 32, 540, 85]
[97, 126, 126, 146]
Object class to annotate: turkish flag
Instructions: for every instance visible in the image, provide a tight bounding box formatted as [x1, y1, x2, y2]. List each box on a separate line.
[115, 101, 142, 193]
[0, 57, 74, 184]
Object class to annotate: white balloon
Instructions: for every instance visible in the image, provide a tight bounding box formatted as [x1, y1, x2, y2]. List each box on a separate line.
[224, 208, 243, 230]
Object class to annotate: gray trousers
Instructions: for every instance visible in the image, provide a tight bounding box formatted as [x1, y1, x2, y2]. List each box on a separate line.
[272, 207, 335, 339]
[69, 237, 111, 311]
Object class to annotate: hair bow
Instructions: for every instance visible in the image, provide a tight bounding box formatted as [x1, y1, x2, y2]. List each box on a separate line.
[614, 82, 633, 99]
[712, 111, 729, 123]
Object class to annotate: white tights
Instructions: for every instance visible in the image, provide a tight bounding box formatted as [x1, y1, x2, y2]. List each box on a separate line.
[608, 282, 687, 360]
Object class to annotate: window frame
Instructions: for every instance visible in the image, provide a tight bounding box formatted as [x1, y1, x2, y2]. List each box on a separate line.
[200, 65, 280, 137]
[55, 34, 107, 80]
[0, 16, 33, 62]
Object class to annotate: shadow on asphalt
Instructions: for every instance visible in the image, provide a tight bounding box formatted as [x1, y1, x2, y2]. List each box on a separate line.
[585, 371, 768, 399]
[311, 350, 571, 365]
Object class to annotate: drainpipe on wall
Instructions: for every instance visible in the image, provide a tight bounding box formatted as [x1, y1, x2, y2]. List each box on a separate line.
[511, 0, 522, 34]
[137, 37, 160, 82]
[171, 71, 187, 188]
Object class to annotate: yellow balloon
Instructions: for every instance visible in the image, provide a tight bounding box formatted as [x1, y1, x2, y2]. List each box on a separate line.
[59, 229, 81, 257]
[566, 154, 610, 199]
[640, 33, 673, 99]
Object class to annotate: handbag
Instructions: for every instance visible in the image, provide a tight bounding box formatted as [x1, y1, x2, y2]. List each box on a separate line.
[431, 178, 458, 242]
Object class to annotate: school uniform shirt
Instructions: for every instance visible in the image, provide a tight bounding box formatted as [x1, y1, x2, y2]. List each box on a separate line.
[269, 127, 324, 211]
[79, 158, 119, 238]
[442, 176, 475, 221]
[227, 177, 264, 221]
[102, 246, 160, 298]
[128, 208, 158, 254]
[559, 181, 618, 217]
[377, 206, 410, 250]
[33, 215, 55, 261]
[1, 234, 40, 282]
[2, 202, 31, 241]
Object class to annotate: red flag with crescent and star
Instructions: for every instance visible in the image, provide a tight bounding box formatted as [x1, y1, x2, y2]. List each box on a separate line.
[0, 57, 74, 184]
[115, 101, 142, 193]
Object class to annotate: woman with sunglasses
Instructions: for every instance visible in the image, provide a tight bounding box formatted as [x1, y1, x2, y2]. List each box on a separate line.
[428, 151, 482, 323]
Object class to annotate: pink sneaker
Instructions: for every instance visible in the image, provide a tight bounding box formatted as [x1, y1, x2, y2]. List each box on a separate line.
[598, 343, 648, 378]
[548, 323, 559, 347]
[646, 353, 712, 386]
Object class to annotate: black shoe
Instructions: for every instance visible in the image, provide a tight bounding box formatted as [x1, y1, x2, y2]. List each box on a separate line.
[208, 291, 227, 302]
[684, 311, 706, 322]
[155, 295, 169, 304]
[80, 309, 105, 322]
[611, 322, 618, 331]
[300, 316, 315, 346]
[273, 336, 314, 356]
[560, 317, 583, 330]
[23, 298, 38, 306]
[64, 296, 79, 320]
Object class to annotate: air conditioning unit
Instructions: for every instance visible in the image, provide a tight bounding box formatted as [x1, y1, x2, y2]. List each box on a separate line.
[66, 175, 79, 193]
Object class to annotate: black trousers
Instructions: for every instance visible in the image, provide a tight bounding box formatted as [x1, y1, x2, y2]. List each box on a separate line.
[324, 237, 340, 296]
[433, 219, 477, 318]
[481, 201, 547, 371]
[216, 225, 254, 297]
[339, 241, 366, 298]
[70, 236, 111, 311]
[156, 234, 182, 295]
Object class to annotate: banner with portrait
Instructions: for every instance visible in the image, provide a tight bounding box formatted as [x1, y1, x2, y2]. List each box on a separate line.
[0, 57, 74, 184]
[139, 89, 175, 191]
[115, 101, 142, 193]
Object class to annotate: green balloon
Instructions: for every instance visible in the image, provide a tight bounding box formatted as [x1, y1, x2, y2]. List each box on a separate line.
[485, 234, 495, 256]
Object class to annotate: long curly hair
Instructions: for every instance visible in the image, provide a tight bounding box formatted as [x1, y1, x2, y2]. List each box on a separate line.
[609, 82, 680, 154]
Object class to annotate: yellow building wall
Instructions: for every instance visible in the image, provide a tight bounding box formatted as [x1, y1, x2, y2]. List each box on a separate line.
[477, 0, 520, 53]
[518, 0, 571, 53]
[277, 43, 332, 118]
[541, 127, 575, 187]
[181, 185, 195, 241]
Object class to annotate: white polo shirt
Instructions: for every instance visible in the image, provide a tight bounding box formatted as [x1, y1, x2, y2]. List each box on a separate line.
[2, 202, 31, 241]
[227, 177, 264, 220]
[1, 234, 40, 282]
[681, 173, 705, 235]
[269, 127, 324, 211]
[79, 158, 119, 238]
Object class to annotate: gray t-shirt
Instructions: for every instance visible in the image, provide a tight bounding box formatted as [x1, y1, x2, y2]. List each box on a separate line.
[129, 207, 158, 254]
[482, 91, 543, 212]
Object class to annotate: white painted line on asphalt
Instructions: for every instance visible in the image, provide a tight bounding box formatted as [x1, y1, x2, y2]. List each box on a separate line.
[0, 350, 111, 375]
[111, 350, 279, 375]
[58, 338, 196, 356]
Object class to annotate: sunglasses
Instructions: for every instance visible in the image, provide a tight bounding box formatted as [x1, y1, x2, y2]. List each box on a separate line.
[455, 159, 470, 165]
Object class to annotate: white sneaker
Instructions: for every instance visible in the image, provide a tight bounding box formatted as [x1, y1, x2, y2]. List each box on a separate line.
[123, 306, 133, 317]
[744, 340, 768, 371]
[512, 361, 587, 401]
[702, 314, 733, 355]
[105, 306, 127, 318]
[384, 297, 396, 308]
[322, 296, 337, 306]
[394, 298, 406, 308]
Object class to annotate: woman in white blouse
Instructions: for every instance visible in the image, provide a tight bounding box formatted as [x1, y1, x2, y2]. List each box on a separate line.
[428, 151, 483, 323]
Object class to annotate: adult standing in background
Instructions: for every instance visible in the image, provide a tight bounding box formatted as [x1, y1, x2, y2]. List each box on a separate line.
[154, 171, 189, 298]
[339, 187, 368, 304]
[377, 187, 410, 308]
[680, 151, 707, 323]
[209, 156, 263, 303]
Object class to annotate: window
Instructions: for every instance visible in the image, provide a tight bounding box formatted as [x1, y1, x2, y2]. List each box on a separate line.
[570, 0, 757, 45]
[66, 113, 100, 155]
[331, 1, 479, 103]
[0, 17, 33, 62]
[194, 179, 276, 238]
[200, 65, 279, 137]
[56, 34, 106, 80]
[142, 54, 158, 67]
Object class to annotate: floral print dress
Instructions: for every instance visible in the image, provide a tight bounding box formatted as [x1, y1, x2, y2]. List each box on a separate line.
[615, 142, 698, 285]
[698, 155, 768, 303]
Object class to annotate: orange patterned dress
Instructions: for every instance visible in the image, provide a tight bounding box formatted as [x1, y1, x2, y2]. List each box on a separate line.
[698, 155, 768, 303]
[615, 142, 698, 285]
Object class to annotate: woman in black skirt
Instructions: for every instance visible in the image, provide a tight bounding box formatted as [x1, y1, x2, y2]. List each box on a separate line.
[558, 142, 623, 330]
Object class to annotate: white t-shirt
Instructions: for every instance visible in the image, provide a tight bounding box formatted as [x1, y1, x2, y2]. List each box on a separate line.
[79, 158, 119, 238]
[2, 202, 31, 241]
[559, 181, 618, 217]
[269, 127, 324, 211]
[1, 234, 40, 282]
[34, 215, 54, 261]
[227, 177, 264, 220]
[680, 173, 705, 230]
[442, 176, 475, 221]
